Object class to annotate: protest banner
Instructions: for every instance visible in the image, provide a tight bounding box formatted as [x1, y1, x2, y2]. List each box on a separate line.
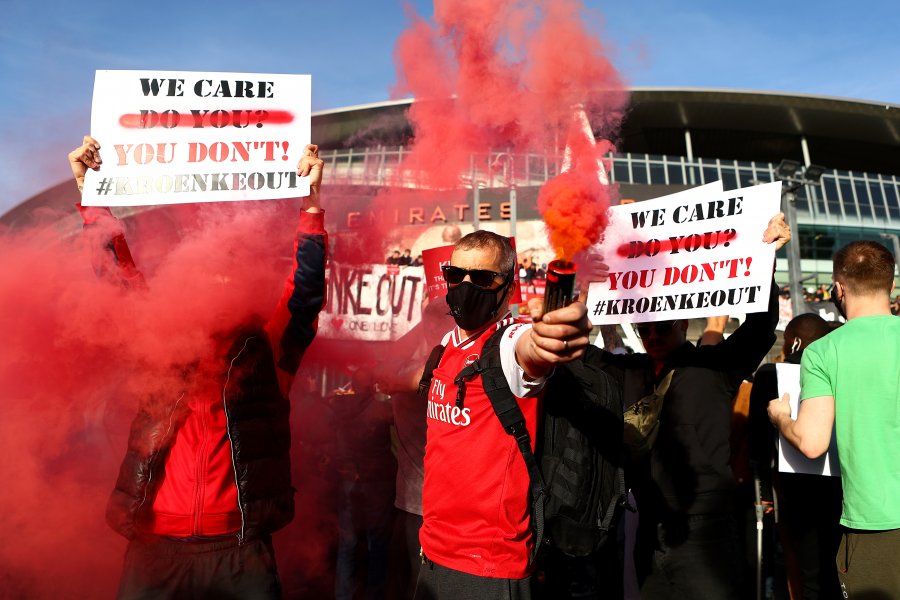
[318, 263, 425, 341]
[775, 363, 840, 476]
[82, 70, 311, 207]
[422, 245, 455, 301]
[586, 181, 781, 325]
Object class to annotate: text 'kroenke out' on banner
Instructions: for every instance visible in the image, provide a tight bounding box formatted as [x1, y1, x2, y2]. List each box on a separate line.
[82, 70, 311, 207]
[586, 181, 782, 325]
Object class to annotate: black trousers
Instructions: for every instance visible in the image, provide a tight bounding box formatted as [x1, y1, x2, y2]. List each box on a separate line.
[635, 513, 743, 600]
[413, 555, 532, 600]
[386, 509, 424, 600]
[116, 534, 281, 600]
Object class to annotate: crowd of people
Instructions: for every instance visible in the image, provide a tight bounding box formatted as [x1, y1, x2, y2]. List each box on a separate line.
[69, 132, 899, 600]
[386, 248, 423, 267]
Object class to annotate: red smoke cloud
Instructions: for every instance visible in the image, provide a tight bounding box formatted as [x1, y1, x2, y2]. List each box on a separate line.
[0, 200, 328, 598]
[1, 0, 629, 595]
[379, 0, 627, 262]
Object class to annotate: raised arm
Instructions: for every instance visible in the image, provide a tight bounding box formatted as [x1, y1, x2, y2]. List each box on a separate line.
[699, 212, 791, 375]
[69, 136, 145, 288]
[266, 144, 328, 396]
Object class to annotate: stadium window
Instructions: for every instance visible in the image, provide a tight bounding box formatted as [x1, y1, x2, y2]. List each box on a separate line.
[666, 157, 685, 185]
[869, 180, 887, 219]
[722, 169, 737, 190]
[613, 160, 629, 184]
[823, 177, 843, 219]
[884, 182, 900, 221]
[649, 157, 666, 185]
[632, 157, 649, 184]
[840, 178, 863, 219]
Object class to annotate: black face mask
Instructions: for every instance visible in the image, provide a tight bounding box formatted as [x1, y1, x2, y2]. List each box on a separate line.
[445, 279, 510, 331]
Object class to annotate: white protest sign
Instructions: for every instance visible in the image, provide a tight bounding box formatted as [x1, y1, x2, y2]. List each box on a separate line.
[82, 70, 311, 207]
[586, 181, 781, 325]
[775, 363, 840, 477]
[319, 264, 425, 341]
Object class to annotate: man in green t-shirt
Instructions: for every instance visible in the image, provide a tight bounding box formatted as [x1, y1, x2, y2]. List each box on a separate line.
[768, 240, 900, 598]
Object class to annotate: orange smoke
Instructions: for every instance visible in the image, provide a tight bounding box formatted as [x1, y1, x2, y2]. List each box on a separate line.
[537, 162, 612, 261]
[538, 106, 617, 261]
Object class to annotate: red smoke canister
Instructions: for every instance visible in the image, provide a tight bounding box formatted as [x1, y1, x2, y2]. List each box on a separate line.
[542, 260, 577, 312]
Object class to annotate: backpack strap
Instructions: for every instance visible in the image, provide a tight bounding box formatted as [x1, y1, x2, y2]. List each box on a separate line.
[456, 325, 547, 562]
[418, 344, 446, 398]
[598, 464, 633, 532]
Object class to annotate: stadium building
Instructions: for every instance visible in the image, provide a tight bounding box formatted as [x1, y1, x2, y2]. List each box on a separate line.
[5, 88, 899, 321]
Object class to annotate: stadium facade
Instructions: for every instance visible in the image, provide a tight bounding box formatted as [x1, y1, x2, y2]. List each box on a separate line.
[5, 87, 900, 294]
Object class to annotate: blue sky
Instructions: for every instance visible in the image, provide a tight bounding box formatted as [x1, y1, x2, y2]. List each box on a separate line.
[1, 0, 897, 215]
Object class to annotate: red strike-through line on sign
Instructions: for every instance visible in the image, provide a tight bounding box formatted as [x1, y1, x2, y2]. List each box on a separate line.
[118, 110, 295, 128]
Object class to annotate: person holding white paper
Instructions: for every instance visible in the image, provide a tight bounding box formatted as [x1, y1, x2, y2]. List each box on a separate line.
[70, 137, 328, 599]
[768, 240, 900, 598]
[598, 212, 790, 600]
[750, 313, 842, 599]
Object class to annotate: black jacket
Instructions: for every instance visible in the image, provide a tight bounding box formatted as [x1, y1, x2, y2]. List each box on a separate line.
[600, 280, 779, 521]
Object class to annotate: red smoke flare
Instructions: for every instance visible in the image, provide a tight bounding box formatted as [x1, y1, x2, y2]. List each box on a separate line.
[538, 110, 616, 261]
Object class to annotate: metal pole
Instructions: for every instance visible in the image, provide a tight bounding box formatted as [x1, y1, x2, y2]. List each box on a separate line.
[784, 190, 806, 317]
[473, 183, 481, 232]
[509, 185, 517, 241]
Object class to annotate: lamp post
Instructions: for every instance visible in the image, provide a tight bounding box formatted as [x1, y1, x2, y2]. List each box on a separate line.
[472, 181, 484, 232]
[491, 152, 517, 240]
[774, 159, 826, 318]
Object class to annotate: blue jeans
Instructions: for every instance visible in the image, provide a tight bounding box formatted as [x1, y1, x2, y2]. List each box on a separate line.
[636, 513, 742, 600]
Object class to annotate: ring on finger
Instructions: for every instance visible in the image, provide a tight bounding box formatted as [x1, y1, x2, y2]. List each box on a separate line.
[563, 339, 568, 351]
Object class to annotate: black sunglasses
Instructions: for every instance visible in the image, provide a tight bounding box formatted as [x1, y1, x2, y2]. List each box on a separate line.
[635, 321, 676, 339]
[441, 265, 509, 289]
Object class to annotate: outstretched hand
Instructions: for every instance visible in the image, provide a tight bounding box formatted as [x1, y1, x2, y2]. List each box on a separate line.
[297, 144, 324, 212]
[68, 136, 101, 192]
[516, 298, 593, 379]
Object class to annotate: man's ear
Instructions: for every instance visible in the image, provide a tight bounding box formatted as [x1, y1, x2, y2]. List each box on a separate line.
[502, 276, 517, 307]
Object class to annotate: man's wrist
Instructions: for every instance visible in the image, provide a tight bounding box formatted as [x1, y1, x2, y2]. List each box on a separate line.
[774, 411, 792, 433]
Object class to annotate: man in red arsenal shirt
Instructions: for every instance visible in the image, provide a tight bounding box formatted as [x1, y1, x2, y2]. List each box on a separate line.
[415, 230, 592, 599]
[69, 137, 327, 599]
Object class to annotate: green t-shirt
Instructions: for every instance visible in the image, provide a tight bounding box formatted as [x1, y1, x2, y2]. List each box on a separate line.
[800, 314, 900, 529]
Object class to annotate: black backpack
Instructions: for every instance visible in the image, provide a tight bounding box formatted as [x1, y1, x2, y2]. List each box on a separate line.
[419, 325, 628, 558]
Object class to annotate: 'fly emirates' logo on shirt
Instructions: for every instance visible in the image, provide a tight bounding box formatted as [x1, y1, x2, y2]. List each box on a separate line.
[427, 377, 471, 427]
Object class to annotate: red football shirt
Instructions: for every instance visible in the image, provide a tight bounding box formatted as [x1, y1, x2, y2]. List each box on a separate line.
[420, 318, 542, 579]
